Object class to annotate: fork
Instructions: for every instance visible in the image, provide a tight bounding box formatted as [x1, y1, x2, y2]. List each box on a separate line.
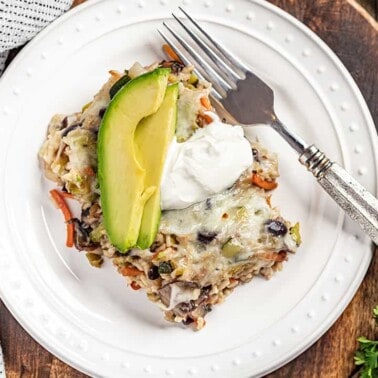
[159, 7, 378, 245]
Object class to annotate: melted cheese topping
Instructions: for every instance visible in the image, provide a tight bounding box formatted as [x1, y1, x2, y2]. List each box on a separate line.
[161, 185, 293, 261]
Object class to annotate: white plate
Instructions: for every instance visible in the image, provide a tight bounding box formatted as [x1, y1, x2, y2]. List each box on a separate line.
[0, 0, 376, 377]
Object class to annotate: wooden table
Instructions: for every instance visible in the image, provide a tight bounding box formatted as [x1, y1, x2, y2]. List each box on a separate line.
[1, 0, 377, 377]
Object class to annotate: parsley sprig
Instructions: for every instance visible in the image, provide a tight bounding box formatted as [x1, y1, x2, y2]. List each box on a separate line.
[354, 306, 378, 378]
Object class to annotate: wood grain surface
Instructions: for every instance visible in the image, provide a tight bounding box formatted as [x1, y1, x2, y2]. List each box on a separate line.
[356, 0, 378, 18]
[1, 0, 377, 377]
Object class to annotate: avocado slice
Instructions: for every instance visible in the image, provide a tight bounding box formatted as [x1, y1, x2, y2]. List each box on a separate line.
[135, 84, 179, 249]
[97, 68, 170, 251]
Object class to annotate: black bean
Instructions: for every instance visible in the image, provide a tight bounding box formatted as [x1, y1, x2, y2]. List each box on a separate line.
[158, 261, 173, 275]
[171, 61, 184, 73]
[147, 265, 160, 280]
[197, 231, 217, 244]
[265, 220, 288, 236]
[70, 218, 97, 250]
[160, 60, 184, 73]
[70, 218, 89, 236]
[182, 317, 194, 325]
[201, 285, 212, 296]
[98, 107, 106, 118]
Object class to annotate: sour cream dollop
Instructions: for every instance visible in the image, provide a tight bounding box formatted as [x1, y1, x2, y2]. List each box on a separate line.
[161, 115, 253, 210]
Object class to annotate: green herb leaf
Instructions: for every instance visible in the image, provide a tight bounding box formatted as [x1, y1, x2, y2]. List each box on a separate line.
[354, 350, 366, 365]
[358, 336, 373, 344]
[354, 306, 378, 378]
[373, 305, 378, 324]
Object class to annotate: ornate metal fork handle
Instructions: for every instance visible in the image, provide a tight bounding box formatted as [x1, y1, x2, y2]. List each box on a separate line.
[299, 145, 378, 244]
[270, 116, 378, 244]
[161, 8, 378, 245]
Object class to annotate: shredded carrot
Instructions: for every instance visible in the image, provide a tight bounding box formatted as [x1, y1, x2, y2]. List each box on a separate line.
[203, 114, 213, 124]
[261, 251, 287, 262]
[59, 191, 74, 199]
[66, 221, 75, 248]
[50, 189, 72, 222]
[130, 282, 141, 290]
[251, 173, 278, 190]
[120, 266, 142, 277]
[50, 189, 74, 247]
[200, 96, 212, 110]
[83, 166, 95, 177]
[198, 113, 213, 126]
[162, 44, 181, 62]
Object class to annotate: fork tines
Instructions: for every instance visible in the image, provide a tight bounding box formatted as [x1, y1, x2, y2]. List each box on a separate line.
[158, 7, 248, 100]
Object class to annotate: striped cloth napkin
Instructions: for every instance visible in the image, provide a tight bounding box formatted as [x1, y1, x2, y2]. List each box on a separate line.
[0, 0, 73, 75]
